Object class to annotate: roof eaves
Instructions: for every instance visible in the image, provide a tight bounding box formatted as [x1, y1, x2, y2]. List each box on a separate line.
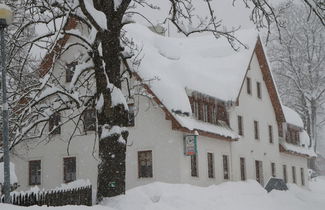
[279, 144, 313, 159]
[133, 72, 237, 141]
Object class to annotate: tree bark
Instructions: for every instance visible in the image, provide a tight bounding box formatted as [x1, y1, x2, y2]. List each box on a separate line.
[311, 99, 317, 152]
[95, 21, 129, 202]
[309, 99, 317, 170]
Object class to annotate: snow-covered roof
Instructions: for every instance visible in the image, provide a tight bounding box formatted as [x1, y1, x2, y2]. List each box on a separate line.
[125, 24, 258, 114]
[282, 106, 304, 128]
[279, 106, 315, 157]
[280, 142, 316, 158]
[280, 130, 316, 158]
[125, 24, 258, 139]
[0, 162, 18, 184]
[175, 115, 239, 139]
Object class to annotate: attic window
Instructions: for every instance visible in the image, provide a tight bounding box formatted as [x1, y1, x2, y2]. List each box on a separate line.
[203, 104, 208, 122]
[257, 82, 262, 99]
[189, 94, 228, 125]
[246, 77, 252, 95]
[286, 126, 300, 145]
[66, 61, 77, 83]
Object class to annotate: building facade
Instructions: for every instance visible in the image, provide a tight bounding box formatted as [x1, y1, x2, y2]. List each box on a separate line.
[10, 22, 315, 201]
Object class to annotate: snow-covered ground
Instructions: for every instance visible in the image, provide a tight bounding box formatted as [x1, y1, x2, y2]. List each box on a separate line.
[1, 177, 325, 210]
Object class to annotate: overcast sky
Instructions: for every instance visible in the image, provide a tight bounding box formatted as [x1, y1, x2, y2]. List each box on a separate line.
[133, 0, 255, 34]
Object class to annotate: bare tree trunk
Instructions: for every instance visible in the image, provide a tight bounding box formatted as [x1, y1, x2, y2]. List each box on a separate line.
[311, 99, 317, 152]
[309, 99, 317, 170]
[95, 23, 129, 202]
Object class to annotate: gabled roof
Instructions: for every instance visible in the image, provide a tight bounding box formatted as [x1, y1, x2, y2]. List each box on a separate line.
[125, 24, 258, 113]
[38, 21, 285, 141]
[125, 24, 286, 139]
[250, 38, 285, 123]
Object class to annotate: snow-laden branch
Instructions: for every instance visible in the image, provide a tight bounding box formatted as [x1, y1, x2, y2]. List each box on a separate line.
[69, 61, 95, 91]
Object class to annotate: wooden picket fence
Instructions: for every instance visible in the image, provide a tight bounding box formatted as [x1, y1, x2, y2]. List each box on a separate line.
[0, 185, 92, 207]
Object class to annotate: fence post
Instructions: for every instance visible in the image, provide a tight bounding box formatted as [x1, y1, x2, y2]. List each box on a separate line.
[18, 194, 22, 206]
[12, 194, 15, 205]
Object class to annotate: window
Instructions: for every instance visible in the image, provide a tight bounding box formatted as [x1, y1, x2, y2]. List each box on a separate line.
[300, 168, 305, 186]
[269, 125, 273, 143]
[203, 104, 209, 122]
[286, 126, 300, 145]
[238, 115, 243, 136]
[254, 121, 259, 140]
[240, 157, 246, 181]
[223, 155, 229, 180]
[127, 103, 135, 126]
[198, 102, 203, 121]
[278, 123, 283, 137]
[66, 61, 77, 83]
[207, 153, 214, 178]
[255, 160, 264, 185]
[257, 82, 261, 99]
[138, 151, 153, 178]
[63, 157, 76, 183]
[211, 106, 218, 124]
[189, 93, 228, 125]
[83, 109, 96, 131]
[283, 165, 287, 183]
[217, 104, 229, 125]
[193, 100, 199, 119]
[271, 162, 276, 177]
[246, 77, 251, 95]
[292, 166, 296, 184]
[191, 154, 198, 177]
[49, 112, 61, 135]
[29, 160, 41, 185]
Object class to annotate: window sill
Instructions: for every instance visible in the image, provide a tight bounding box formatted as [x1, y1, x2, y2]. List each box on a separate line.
[138, 177, 153, 179]
[29, 184, 41, 186]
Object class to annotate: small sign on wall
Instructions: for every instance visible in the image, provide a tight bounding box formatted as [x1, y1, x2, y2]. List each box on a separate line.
[184, 134, 198, 156]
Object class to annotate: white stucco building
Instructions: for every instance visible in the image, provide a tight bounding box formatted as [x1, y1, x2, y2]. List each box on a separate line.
[10, 20, 315, 200]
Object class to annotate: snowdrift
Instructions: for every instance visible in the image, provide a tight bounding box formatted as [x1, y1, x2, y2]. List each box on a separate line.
[1, 177, 325, 210]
